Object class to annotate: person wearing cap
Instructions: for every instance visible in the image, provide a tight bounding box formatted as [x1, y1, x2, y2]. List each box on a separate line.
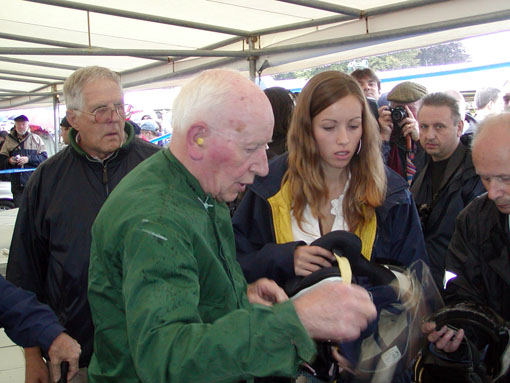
[60, 116, 72, 146]
[0, 114, 48, 206]
[139, 119, 160, 142]
[6, 66, 160, 383]
[378, 81, 427, 183]
[410, 92, 485, 289]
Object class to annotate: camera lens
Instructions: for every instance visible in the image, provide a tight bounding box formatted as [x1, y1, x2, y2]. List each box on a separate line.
[391, 106, 407, 122]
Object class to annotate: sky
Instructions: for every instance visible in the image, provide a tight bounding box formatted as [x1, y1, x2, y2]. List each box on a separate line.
[461, 30, 510, 64]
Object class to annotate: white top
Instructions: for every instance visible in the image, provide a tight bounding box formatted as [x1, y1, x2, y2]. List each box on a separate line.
[291, 184, 349, 243]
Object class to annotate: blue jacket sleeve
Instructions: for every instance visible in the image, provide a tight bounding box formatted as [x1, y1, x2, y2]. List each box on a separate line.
[0, 275, 64, 353]
[233, 188, 304, 287]
[381, 141, 391, 165]
[28, 151, 48, 167]
[373, 189, 429, 268]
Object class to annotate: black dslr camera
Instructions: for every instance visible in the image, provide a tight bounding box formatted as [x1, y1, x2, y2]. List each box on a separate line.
[389, 105, 408, 127]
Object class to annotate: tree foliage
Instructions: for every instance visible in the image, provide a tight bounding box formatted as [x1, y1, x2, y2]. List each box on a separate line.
[273, 41, 470, 80]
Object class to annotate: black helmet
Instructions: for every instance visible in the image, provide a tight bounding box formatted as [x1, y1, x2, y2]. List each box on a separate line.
[284, 230, 442, 382]
[413, 303, 510, 383]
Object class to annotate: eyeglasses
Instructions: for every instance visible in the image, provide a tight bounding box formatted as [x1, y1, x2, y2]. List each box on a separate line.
[76, 104, 132, 123]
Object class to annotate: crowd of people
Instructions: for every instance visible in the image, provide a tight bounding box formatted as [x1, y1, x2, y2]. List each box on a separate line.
[0, 63, 508, 383]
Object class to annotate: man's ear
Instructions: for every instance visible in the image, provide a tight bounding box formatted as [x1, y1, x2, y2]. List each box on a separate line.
[66, 110, 79, 131]
[187, 123, 208, 161]
[456, 119, 464, 137]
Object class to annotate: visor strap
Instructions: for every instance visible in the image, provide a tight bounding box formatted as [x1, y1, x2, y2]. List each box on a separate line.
[334, 252, 352, 284]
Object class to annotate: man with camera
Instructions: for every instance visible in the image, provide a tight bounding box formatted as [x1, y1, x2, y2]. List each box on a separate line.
[410, 92, 485, 289]
[378, 81, 427, 183]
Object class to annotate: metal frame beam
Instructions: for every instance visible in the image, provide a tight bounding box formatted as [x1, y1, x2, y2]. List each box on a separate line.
[0, 56, 81, 71]
[0, 47, 251, 58]
[276, 0, 361, 17]
[25, 0, 252, 37]
[0, 75, 53, 85]
[256, 10, 510, 56]
[0, 70, 67, 81]
[0, 32, 167, 62]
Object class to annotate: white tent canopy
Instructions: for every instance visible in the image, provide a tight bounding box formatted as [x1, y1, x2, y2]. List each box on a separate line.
[0, 0, 509, 110]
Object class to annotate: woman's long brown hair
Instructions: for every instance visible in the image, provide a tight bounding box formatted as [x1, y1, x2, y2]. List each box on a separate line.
[284, 71, 386, 233]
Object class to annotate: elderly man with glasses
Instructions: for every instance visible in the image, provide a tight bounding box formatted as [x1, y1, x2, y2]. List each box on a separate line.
[6, 66, 160, 383]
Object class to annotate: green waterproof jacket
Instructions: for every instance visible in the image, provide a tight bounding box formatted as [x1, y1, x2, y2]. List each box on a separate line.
[88, 149, 316, 383]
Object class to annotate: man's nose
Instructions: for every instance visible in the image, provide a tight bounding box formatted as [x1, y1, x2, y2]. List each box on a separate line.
[487, 179, 504, 201]
[426, 129, 435, 140]
[110, 107, 122, 122]
[251, 148, 269, 177]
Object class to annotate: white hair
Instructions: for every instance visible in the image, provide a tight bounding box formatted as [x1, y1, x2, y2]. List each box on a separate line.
[64, 66, 122, 110]
[171, 69, 246, 134]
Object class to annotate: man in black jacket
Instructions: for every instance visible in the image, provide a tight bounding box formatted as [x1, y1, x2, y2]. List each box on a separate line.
[6, 66, 160, 383]
[422, 113, 510, 382]
[411, 92, 485, 289]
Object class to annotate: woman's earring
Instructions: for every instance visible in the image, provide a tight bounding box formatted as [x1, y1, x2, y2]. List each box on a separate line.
[356, 139, 362, 155]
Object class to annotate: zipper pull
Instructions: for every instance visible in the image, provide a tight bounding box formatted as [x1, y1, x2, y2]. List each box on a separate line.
[102, 165, 108, 184]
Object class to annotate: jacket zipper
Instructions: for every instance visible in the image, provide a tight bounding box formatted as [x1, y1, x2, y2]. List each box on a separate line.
[102, 163, 109, 195]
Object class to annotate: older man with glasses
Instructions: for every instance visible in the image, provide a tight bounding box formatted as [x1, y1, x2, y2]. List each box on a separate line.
[6, 66, 160, 383]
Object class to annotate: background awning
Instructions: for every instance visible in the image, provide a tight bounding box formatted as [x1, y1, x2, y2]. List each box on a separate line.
[0, 0, 509, 109]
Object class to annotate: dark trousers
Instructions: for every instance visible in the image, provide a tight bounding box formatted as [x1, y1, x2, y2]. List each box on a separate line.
[11, 184, 24, 207]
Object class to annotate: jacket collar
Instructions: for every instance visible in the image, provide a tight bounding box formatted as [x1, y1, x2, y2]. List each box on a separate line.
[164, 149, 218, 212]
[481, 196, 510, 284]
[8, 127, 29, 142]
[410, 142, 470, 198]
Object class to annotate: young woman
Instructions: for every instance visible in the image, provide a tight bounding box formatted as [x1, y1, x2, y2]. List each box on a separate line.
[233, 70, 428, 287]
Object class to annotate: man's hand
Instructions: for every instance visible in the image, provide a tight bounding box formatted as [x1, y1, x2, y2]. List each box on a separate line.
[247, 278, 288, 306]
[9, 156, 18, 166]
[331, 346, 355, 375]
[24, 347, 50, 383]
[294, 281, 377, 342]
[400, 105, 419, 142]
[377, 106, 393, 141]
[16, 156, 29, 166]
[422, 321, 464, 353]
[47, 333, 81, 383]
[294, 245, 334, 276]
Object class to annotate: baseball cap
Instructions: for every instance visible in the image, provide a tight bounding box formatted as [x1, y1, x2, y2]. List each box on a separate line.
[14, 114, 29, 122]
[140, 120, 158, 132]
[60, 116, 71, 128]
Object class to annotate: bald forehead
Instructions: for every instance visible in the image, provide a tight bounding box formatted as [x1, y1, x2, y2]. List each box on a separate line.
[213, 76, 273, 131]
[473, 114, 510, 152]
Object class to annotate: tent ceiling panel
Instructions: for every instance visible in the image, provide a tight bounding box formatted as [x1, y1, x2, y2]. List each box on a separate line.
[0, 0, 508, 109]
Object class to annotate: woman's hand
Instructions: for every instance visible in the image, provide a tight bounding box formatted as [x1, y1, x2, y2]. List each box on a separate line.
[294, 245, 335, 276]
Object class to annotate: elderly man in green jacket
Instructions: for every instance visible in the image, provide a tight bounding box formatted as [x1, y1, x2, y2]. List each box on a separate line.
[87, 69, 377, 383]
